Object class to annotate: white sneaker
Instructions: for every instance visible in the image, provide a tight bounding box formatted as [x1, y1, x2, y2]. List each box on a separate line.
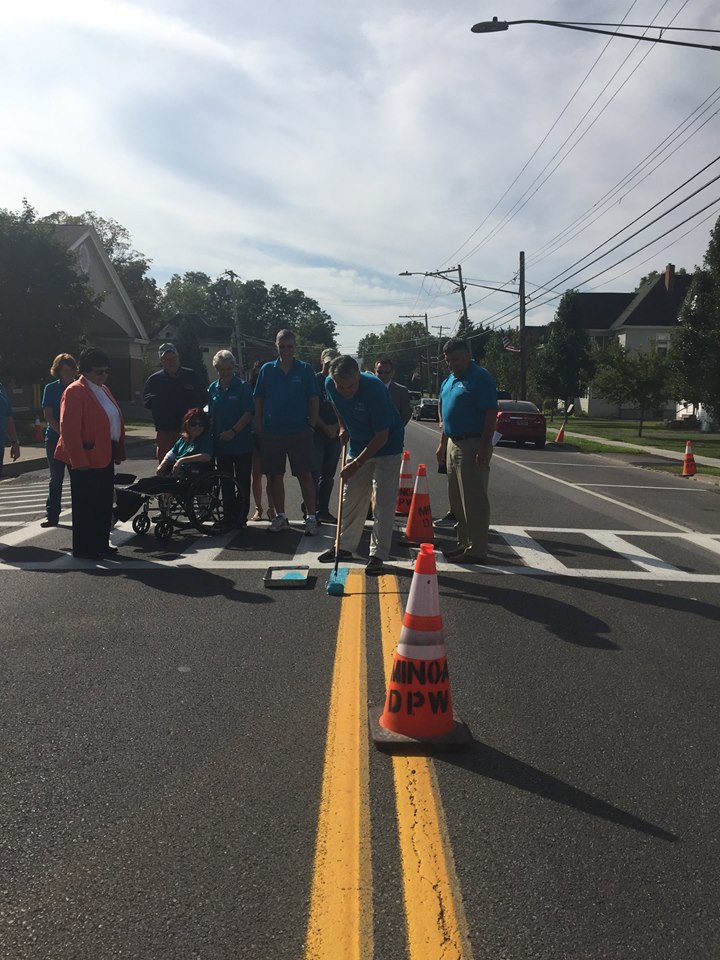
[304, 516, 319, 536]
[269, 514, 290, 532]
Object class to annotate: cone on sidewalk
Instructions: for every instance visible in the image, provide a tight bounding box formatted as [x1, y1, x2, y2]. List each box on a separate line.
[370, 544, 471, 751]
[682, 439, 697, 478]
[554, 422, 565, 444]
[398, 464, 434, 546]
[395, 450, 414, 516]
[32, 417, 44, 443]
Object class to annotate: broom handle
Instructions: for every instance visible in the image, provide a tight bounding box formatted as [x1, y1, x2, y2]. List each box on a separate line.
[333, 441, 348, 575]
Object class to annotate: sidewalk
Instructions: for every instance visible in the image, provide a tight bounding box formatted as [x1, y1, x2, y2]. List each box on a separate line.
[565, 431, 720, 468]
[1, 425, 157, 480]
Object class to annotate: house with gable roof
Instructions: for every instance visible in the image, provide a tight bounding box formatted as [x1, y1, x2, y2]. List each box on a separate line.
[576, 264, 692, 418]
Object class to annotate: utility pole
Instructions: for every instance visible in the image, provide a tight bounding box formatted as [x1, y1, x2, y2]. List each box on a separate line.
[519, 251, 527, 400]
[223, 269, 243, 375]
[432, 324, 447, 395]
[399, 312, 431, 394]
[456, 263, 469, 334]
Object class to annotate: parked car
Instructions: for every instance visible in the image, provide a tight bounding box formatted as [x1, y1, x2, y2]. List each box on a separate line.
[413, 398, 440, 421]
[496, 400, 546, 448]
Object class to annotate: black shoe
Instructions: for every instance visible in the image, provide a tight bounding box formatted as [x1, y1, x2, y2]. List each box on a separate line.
[365, 556, 384, 575]
[318, 547, 353, 563]
[41, 519, 59, 528]
[316, 511, 337, 524]
[73, 551, 101, 560]
[102, 546, 120, 557]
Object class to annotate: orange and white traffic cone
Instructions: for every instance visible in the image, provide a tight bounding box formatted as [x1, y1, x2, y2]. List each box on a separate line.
[682, 439, 697, 478]
[370, 543, 471, 750]
[32, 417, 44, 442]
[395, 450, 414, 516]
[554, 422, 565, 444]
[398, 464, 434, 546]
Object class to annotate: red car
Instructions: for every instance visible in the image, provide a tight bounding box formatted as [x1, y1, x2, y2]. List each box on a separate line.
[496, 400, 546, 449]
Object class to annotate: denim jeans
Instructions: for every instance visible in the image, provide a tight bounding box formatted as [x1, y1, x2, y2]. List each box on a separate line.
[45, 433, 68, 522]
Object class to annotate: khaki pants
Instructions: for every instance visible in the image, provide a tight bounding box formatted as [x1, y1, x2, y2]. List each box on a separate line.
[339, 454, 402, 560]
[447, 437, 490, 557]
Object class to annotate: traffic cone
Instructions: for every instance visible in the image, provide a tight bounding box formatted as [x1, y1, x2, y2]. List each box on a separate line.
[555, 422, 565, 443]
[682, 439, 697, 478]
[32, 417, 44, 442]
[370, 544, 471, 750]
[395, 450, 414, 516]
[398, 464, 434, 546]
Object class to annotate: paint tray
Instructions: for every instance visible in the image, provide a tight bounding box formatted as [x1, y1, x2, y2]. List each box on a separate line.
[263, 565, 311, 589]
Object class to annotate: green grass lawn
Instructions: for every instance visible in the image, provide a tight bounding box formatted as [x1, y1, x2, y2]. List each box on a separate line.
[558, 417, 720, 458]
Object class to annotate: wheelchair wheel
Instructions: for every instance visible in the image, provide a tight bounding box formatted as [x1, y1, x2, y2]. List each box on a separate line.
[155, 519, 174, 541]
[186, 473, 243, 534]
[132, 514, 151, 535]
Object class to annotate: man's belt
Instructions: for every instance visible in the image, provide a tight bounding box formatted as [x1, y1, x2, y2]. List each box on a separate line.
[448, 433, 483, 442]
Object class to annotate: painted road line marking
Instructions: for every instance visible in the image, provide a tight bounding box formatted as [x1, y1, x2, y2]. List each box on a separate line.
[493, 527, 570, 574]
[587, 532, 684, 573]
[693, 535, 720, 557]
[378, 575, 474, 960]
[304, 573, 372, 960]
[574, 484, 706, 490]
[492, 453, 695, 532]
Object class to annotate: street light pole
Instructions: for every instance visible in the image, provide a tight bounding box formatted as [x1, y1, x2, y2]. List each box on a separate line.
[470, 17, 720, 52]
[399, 266, 469, 333]
[519, 251, 527, 401]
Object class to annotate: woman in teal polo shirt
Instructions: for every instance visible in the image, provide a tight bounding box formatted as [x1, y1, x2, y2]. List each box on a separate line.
[208, 350, 255, 528]
[41, 353, 77, 526]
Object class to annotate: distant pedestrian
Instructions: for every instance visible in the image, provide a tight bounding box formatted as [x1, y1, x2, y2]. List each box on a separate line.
[55, 348, 126, 560]
[40, 353, 77, 527]
[143, 343, 204, 461]
[374, 357, 412, 425]
[311, 347, 342, 523]
[0, 381, 21, 478]
[318, 355, 404, 575]
[253, 329, 320, 535]
[208, 350, 255, 528]
[436, 338, 497, 564]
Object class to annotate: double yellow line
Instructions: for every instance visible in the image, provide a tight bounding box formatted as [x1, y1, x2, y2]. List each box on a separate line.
[304, 573, 473, 960]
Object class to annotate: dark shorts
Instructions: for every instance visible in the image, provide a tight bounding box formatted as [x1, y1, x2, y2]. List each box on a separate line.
[260, 430, 315, 476]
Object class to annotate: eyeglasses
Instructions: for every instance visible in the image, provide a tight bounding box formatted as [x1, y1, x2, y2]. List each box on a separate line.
[91, 367, 110, 374]
[376, 368, 392, 375]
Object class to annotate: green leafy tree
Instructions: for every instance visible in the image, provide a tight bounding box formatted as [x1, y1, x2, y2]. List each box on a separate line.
[358, 321, 433, 390]
[534, 290, 595, 409]
[174, 315, 209, 387]
[0, 202, 98, 383]
[636, 266, 687, 291]
[43, 210, 162, 333]
[593, 340, 670, 436]
[483, 332, 521, 397]
[667, 219, 720, 425]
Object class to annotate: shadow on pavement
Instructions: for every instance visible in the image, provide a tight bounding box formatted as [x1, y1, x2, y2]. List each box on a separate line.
[437, 740, 679, 843]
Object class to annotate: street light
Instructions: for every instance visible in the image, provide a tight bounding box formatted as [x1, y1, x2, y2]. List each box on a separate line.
[471, 17, 720, 52]
[398, 265, 469, 332]
[399, 255, 529, 399]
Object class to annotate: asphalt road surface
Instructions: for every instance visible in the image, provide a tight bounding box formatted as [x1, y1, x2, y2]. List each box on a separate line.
[2, 422, 719, 960]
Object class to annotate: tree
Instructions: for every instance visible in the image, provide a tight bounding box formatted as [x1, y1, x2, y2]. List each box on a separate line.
[636, 266, 687, 291]
[593, 340, 670, 436]
[667, 219, 720, 425]
[533, 290, 594, 408]
[174, 315, 209, 387]
[43, 210, 162, 333]
[0, 202, 98, 383]
[358, 321, 433, 390]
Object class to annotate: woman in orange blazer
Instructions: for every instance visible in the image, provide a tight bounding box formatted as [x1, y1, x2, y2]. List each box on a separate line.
[55, 347, 126, 559]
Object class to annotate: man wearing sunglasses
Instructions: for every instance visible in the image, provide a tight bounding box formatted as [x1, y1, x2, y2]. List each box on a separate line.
[373, 358, 413, 426]
[143, 342, 205, 462]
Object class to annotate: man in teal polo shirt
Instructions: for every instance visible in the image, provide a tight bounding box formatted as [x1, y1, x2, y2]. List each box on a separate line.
[253, 329, 320, 534]
[436, 338, 497, 564]
[208, 349, 255, 527]
[318, 355, 404, 575]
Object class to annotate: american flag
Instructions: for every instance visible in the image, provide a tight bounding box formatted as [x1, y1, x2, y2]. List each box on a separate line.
[502, 335, 521, 353]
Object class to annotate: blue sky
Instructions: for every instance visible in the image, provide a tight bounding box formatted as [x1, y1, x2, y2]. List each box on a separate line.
[2, 0, 719, 351]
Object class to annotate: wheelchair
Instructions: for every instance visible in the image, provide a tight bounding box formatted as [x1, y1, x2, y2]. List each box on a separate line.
[115, 466, 243, 542]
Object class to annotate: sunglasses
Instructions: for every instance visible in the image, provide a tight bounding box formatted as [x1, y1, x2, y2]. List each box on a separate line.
[376, 369, 392, 375]
[278, 344, 295, 350]
[188, 420, 204, 427]
[91, 367, 110, 374]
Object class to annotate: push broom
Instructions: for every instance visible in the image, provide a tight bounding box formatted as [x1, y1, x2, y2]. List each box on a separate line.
[326, 443, 348, 597]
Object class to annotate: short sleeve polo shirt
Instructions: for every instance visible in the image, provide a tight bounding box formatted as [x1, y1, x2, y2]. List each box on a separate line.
[326, 372, 404, 459]
[41, 379, 67, 438]
[208, 376, 255, 454]
[440, 361, 498, 437]
[253, 358, 319, 435]
[168, 432, 214, 475]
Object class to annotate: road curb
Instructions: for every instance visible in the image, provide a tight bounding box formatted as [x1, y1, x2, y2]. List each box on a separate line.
[1, 435, 155, 481]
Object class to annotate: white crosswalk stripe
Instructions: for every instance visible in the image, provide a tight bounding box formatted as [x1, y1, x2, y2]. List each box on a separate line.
[0, 519, 719, 580]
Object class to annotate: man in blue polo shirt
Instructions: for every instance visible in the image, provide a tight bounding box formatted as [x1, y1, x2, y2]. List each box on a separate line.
[318, 355, 404, 575]
[436, 338, 497, 564]
[253, 328, 320, 534]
